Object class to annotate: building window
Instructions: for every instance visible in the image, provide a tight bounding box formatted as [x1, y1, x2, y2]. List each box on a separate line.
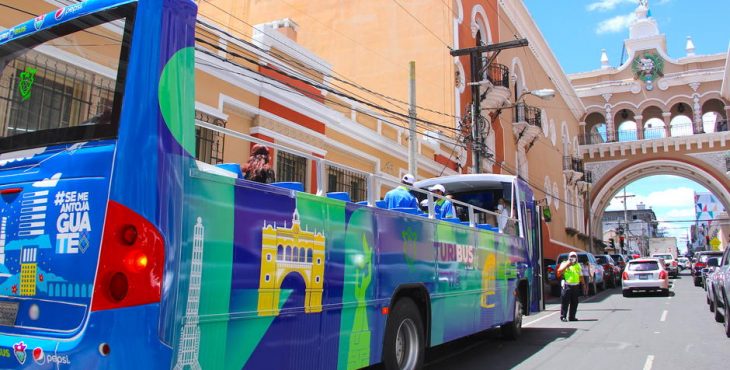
[317, 258, 321, 265]
[0, 52, 116, 137]
[266, 253, 272, 261]
[315, 276, 320, 283]
[265, 274, 270, 282]
[276, 151, 307, 185]
[195, 111, 225, 165]
[326, 165, 367, 202]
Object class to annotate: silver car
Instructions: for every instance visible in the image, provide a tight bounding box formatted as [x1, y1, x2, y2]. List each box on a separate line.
[622, 258, 670, 297]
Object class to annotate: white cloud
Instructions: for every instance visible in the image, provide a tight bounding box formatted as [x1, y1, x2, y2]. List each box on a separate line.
[664, 209, 694, 218]
[587, 0, 634, 12]
[596, 13, 637, 34]
[605, 187, 696, 212]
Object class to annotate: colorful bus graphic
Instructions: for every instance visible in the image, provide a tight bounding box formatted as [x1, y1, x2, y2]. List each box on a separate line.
[0, 1, 543, 369]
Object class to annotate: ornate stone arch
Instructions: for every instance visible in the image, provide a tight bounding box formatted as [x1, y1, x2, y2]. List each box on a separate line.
[511, 57, 528, 97]
[470, 4, 492, 42]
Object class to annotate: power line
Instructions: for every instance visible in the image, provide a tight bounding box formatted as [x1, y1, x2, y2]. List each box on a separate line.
[194, 45, 467, 152]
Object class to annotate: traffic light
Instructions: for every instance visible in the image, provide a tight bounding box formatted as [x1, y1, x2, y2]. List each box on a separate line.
[609, 238, 616, 249]
[619, 235, 625, 251]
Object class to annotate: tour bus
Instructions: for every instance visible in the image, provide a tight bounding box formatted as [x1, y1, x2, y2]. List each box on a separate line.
[0, 1, 543, 369]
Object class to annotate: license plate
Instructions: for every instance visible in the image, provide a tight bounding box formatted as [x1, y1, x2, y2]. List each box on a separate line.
[0, 301, 19, 327]
[639, 274, 649, 280]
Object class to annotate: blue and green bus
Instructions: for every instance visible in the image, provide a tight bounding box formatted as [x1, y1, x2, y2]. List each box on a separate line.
[0, 1, 543, 369]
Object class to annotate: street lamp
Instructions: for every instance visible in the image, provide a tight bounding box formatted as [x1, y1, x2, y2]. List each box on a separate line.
[519, 88, 556, 101]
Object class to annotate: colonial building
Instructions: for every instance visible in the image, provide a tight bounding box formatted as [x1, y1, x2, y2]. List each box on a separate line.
[571, 1, 730, 251]
[0, 0, 599, 259]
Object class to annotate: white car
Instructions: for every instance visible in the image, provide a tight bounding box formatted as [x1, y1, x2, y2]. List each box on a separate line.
[651, 253, 679, 278]
[677, 257, 690, 270]
[622, 258, 670, 297]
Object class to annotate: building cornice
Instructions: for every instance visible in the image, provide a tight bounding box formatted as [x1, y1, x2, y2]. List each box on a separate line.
[498, 0, 585, 121]
[573, 68, 725, 97]
[570, 53, 727, 81]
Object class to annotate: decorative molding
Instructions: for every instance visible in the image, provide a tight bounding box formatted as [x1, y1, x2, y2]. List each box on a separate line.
[601, 93, 612, 103]
[498, 0, 585, 120]
[686, 151, 727, 178]
[584, 159, 624, 185]
[689, 82, 701, 92]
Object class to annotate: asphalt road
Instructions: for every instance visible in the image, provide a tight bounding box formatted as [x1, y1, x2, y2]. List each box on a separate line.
[421, 270, 728, 370]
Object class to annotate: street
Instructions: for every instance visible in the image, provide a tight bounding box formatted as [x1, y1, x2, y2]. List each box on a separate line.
[420, 271, 727, 370]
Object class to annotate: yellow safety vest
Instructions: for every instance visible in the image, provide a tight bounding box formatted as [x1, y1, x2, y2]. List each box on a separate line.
[562, 263, 582, 285]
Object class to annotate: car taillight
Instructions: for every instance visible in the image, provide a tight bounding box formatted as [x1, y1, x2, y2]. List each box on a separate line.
[622, 271, 629, 280]
[695, 262, 706, 269]
[659, 270, 668, 279]
[91, 201, 164, 311]
[547, 266, 554, 274]
[672, 261, 677, 267]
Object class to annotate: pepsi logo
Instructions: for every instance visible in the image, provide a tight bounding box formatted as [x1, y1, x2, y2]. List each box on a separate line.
[32, 347, 44, 365]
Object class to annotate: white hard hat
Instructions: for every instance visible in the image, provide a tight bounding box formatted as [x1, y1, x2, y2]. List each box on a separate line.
[569, 251, 578, 257]
[402, 173, 415, 185]
[428, 184, 446, 193]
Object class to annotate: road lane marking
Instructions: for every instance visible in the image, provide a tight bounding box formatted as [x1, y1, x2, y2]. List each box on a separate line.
[643, 355, 655, 370]
[660, 310, 668, 322]
[523, 311, 559, 327]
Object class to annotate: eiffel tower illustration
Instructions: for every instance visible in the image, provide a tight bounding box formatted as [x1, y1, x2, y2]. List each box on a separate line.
[173, 217, 204, 370]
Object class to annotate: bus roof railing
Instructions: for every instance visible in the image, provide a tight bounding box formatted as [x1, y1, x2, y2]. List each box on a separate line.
[195, 113, 517, 235]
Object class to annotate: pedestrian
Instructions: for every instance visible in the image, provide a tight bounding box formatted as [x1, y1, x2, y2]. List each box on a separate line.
[557, 251, 586, 322]
[427, 184, 455, 218]
[496, 198, 510, 233]
[242, 144, 276, 184]
[384, 174, 418, 209]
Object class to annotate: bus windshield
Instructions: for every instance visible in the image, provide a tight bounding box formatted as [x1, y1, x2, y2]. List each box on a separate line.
[0, 7, 133, 153]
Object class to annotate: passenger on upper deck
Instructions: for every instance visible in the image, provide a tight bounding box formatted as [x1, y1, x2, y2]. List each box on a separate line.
[384, 174, 418, 209]
[497, 198, 510, 233]
[243, 144, 276, 183]
[427, 184, 455, 219]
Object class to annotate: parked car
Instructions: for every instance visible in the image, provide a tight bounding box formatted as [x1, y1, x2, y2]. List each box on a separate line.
[545, 260, 560, 297]
[692, 251, 724, 286]
[651, 253, 679, 278]
[701, 257, 721, 290]
[711, 247, 730, 336]
[595, 254, 621, 288]
[622, 258, 670, 297]
[556, 252, 605, 295]
[610, 254, 630, 272]
[677, 256, 690, 270]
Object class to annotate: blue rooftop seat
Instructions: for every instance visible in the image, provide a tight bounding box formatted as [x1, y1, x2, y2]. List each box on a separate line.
[326, 192, 351, 202]
[356, 201, 369, 206]
[214, 163, 243, 178]
[393, 207, 422, 215]
[271, 182, 304, 192]
[375, 200, 387, 209]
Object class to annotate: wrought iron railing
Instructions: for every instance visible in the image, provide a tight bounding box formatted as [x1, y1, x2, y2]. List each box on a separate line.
[513, 102, 542, 128]
[484, 63, 509, 89]
[584, 170, 593, 184]
[563, 156, 584, 172]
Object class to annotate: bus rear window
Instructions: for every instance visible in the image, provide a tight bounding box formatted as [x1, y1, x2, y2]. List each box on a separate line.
[0, 7, 133, 152]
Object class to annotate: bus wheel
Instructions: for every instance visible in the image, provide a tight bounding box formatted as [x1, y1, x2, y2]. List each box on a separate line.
[383, 298, 425, 370]
[501, 295, 523, 340]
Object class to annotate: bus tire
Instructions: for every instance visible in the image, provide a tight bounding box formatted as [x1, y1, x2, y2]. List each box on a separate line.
[382, 298, 425, 370]
[501, 294, 523, 340]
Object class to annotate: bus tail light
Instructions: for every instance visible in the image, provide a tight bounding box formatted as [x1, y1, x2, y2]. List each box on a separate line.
[91, 201, 164, 311]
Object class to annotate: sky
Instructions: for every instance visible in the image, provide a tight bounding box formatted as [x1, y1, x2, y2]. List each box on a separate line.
[523, 0, 730, 74]
[603, 175, 715, 253]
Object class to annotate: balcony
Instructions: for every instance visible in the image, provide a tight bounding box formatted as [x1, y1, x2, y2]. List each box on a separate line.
[512, 102, 542, 145]
[479, 63, 511, 109]
[563, 156, 584, 184]
[580, 121, 729, 145]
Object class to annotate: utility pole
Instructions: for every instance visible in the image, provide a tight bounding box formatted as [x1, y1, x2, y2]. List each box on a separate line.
[615, 187, 635, 253]
[408, 61, 417, 178]
[450, 39, 528, 174]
